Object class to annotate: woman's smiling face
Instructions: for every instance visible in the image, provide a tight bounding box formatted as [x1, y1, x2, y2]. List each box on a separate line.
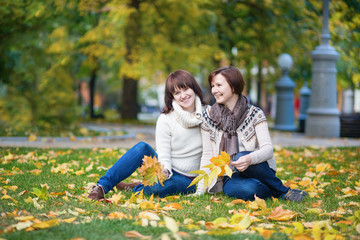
[173, 86, 196, 112]
[211, 74, 234, 105]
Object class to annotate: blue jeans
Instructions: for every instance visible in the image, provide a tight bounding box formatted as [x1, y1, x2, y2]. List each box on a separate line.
[223, 151, 289, 200]
[97, 142, 196, 197]
[133, 171, 196, 198]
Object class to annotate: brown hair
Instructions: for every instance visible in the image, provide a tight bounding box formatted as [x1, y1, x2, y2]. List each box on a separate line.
[208, 66, 245, 95]
[163, 70, 203, 114]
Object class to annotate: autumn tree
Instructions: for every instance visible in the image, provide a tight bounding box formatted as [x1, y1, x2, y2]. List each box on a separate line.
[330, 1, 360, 91]
[208, 0, 322, 109]
[0, 0, 79, 132]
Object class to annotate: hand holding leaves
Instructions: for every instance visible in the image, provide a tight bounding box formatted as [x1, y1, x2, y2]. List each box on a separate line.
[138, 156, 167, 186]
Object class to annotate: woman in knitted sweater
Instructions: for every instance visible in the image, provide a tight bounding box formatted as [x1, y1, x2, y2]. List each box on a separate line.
[195, 66, 307, 202]
[88, 70, 204, 200]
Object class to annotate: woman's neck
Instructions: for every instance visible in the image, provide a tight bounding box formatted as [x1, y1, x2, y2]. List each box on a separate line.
[224, 94, 239, 112]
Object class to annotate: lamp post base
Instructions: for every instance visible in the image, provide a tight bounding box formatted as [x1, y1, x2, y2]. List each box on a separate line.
[273, 124, 297, 131]
[305, 111, 340, 138]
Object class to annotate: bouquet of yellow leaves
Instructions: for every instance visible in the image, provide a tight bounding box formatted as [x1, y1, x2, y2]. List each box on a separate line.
[138, 155, 167, 186]
[188, 151, 233, 189]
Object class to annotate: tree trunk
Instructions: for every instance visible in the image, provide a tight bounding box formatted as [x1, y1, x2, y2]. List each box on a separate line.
[89, 69, 96, 118]
[121, 77, 139, 119]
[257, 61, 262, 108]
[121, 0, 141, 120]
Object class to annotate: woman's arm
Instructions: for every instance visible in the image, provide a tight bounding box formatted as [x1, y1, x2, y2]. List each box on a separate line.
[249, 112, 273, 165]
[232, 108, 273, 171]
[155, 114, 173, 177]
[193, 125, 215, 195]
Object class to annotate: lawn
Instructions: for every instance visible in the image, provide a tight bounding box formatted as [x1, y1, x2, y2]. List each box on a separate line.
[0, 146, 359, 240]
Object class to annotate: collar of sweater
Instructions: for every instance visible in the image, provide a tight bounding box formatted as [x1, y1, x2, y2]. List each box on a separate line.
[172, 96, 202, 128]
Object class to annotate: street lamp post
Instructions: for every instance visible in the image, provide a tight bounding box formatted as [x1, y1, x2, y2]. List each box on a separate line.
[298, 82, 311, 133]
[274, 53, 297, 131]
[305, 0, 340, 138]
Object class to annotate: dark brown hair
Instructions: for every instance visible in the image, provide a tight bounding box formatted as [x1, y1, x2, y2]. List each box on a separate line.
[163, 70, 203, 114]
[208, 66, 245, 95]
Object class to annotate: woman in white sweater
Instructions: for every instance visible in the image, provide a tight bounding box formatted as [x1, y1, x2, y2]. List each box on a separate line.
[195, 66, 307, 202]
[88, 70, 203, 200]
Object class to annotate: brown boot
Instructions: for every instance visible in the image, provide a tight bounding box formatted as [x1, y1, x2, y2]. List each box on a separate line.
[88, 185, 105, 200]
[115, 181, 140, 191]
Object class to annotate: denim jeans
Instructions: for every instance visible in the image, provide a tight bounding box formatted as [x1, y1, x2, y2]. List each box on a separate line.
[97, 141, 196, 197]
[223, 151, 289, 200]
[133, 171, 196, 198]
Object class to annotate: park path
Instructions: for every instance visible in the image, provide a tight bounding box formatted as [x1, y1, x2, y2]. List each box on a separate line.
[0, 123, 359, 149]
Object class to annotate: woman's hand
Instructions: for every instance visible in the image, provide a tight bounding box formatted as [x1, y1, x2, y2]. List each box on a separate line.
[231, 154, 251, 172]
[162, 168, 170, 179]
[188, 190, 204, 197]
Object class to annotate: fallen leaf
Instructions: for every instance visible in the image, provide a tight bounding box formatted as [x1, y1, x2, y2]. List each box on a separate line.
[305, 208, 323, 215]
[15, 221, 34, 231]
[254, 195, 267, 210]
[137, 211, 160, 221]
[267, 205, 296, 221]
[234, 213, 252, 230]
[164, 215, 179, 233]
[164, 203, 182, 210]
[62, 217, 77, 223]
[140, 201, 155, 210]
[107, 212, 127, 220]
[32, 218, 59, 229]
[123, 230, 151, 239]
[3, 185, 18, 191]
[230, 199, 246, 205]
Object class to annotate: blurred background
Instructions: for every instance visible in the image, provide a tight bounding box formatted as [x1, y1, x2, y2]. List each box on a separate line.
[0, 0, 359, 136]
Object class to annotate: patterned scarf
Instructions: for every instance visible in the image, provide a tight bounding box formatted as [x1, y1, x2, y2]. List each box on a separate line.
[209, 95, 248, 156]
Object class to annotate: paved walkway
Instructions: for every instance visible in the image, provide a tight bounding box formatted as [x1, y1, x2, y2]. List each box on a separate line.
[0, 123, 359, 149]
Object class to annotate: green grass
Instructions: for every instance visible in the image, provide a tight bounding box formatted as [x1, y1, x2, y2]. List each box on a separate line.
[1, 147, 359, 239]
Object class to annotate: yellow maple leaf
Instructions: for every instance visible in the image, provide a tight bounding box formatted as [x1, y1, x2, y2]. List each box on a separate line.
[208, 151, 231, 176]
[138, 156, 166, 186]
[188, 151, 231, 189]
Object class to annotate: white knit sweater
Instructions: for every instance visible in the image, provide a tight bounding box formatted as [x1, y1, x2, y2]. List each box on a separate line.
[197, 104, 276, 194]
[155, 96, 203, 178]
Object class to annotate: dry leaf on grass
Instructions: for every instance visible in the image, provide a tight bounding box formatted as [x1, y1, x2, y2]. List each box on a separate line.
[267, 205, 296, 221]
[123, 230, 151, 239]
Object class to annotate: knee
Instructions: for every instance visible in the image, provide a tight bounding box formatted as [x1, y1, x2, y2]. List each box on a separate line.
[135, 141, 148, 149]
[224, 181, 269, 201]
[135, 142, 155, 155]
[224, 186, 256, 201]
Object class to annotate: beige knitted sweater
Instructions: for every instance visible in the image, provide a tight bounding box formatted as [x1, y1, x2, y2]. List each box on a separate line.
[156, 96, 203, 178]
[196, 104, 277, 194]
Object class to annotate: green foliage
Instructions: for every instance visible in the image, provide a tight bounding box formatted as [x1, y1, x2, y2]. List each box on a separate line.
[331, 0, 360, 89]
[0, 0, 359, 129]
